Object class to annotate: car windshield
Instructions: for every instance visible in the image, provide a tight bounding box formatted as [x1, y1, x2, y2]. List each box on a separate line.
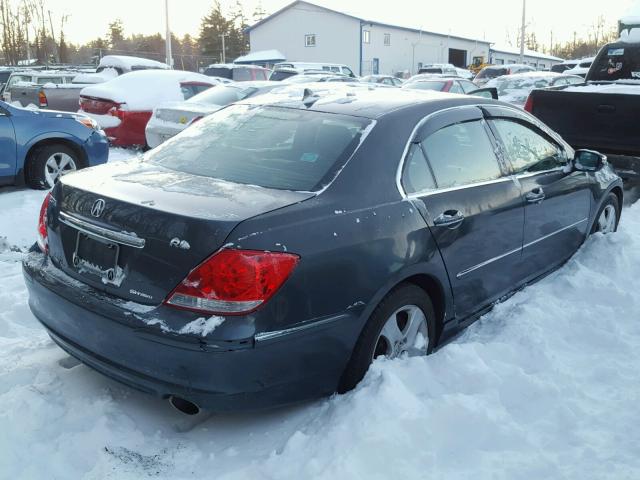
[588, 45, 640, 81]
[476, 67, 508, 79]
[146, 104, 372, 191]
[204, 67, 232, 79]
[186, 85, 256, 106]
[270, 70, 296, 81]
[403, 80, 446, 91]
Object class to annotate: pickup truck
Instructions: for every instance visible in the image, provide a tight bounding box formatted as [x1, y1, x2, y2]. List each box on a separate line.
[11, 82, 87, 112]
[525, 37, 640, 182]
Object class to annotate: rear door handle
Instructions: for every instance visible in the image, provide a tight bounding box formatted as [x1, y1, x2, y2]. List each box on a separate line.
[525, 187, 545, 204]
[434, 210, 465, 228]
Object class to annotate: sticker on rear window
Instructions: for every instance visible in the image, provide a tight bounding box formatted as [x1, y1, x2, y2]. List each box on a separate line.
[632, 72, 640, 78]
[608, 48, 625, 56]
[300, 152, 319, 162]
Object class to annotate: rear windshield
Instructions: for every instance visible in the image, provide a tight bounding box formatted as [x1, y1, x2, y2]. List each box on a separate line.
[147, 104, 372, 191]
[204, 67, 232, 79]
[404, 80, 447, 91]
[270, 70, 296, 81]
[588, 45, 640, 81]
[418, 68, 443, 74]
[476, 67, 507, 79]
[187, 85, 256, 106]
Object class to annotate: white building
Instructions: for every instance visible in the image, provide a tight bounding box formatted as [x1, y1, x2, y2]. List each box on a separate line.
[490, 45, 564, 70]
[246, 1, 491, 76]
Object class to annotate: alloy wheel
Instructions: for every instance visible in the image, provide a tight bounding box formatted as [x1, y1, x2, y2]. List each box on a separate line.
[597, 204, 617, 234]
[373, 305, 429, 360]
[44, 152, 77, 188]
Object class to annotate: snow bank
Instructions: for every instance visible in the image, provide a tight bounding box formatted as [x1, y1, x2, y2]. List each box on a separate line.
[79, 70, 219, 111]
[1, 176, 640, 478]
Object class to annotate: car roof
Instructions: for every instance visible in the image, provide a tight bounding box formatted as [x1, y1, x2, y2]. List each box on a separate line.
[238, 83, 497, 119]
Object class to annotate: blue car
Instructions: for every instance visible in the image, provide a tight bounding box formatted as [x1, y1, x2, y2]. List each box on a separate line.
[0, 101, 109, 189]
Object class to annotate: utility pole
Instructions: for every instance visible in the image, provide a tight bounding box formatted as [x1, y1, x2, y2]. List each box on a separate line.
[220, 34, 227, 63]
[519, 0, 526, 63]
[550, 30, 553, 55]
[164, 0, 173, 68]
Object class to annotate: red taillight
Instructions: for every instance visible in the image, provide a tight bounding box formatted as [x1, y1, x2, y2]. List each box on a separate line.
[38, 91, 48, 108]
[524, 94, 534, 113]
[165, 249, 299, 315]
[37, 193, 52, 253]
[506, 68, 512, 75]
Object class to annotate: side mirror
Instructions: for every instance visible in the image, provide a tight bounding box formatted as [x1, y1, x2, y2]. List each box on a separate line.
[468, 87, 498, 100]
[573, 149, 606, 172]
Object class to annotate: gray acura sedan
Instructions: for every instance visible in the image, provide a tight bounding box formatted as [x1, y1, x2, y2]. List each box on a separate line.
[23, 85, 622, 414]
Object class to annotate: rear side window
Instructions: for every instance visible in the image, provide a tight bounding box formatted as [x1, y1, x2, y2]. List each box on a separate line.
[180, 83, 212, 100]
[204, 67, 232, 79]
[147, 105, 372, 192]
[491, 120, 565, 173]
[402, 144, 436, 194]
[422, 121, 502, 189]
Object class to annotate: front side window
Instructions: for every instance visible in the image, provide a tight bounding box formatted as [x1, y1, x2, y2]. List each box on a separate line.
[305, 34, 316, 47]
[422, 121, 502, 189]
[491, 119, 565, 174]
[363, 30, 370, 44]
[402, 143, 436, 194]
[147, 105, 372, 192]
[384, 33, 391, 46]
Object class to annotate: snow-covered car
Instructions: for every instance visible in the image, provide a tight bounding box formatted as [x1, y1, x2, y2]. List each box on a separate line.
[360, 75, 404, 86]
[145, 81, 282, 148]
[474, 64, 536, 86]
[78, 70, 222, 147]
[485, 72, 584, 107]
[72, 55, 169, 85]
[564, 57, 595, 78]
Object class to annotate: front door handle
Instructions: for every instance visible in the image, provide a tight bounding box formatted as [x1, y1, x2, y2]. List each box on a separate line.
[525, 187, 545, 204]
[434, 210, 465, 228]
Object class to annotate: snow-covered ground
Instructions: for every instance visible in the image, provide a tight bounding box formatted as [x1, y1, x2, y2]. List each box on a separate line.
[1, 151, 640, 479]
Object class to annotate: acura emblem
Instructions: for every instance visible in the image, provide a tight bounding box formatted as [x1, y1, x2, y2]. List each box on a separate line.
[91, 199, 106, 218]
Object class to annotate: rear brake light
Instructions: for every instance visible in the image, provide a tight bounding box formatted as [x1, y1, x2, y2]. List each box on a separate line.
[38, 91, 48, 108]
[524, 94, 534, 113]
[165, 249, 299, 315]
[37, 193, 52, 253]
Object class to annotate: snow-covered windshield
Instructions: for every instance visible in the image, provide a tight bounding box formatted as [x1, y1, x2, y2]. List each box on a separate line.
[403, 80, 447, 91]
[186, 85, 256, 106]
[146, 104, 372, 191]
[486, 75, 556, 104]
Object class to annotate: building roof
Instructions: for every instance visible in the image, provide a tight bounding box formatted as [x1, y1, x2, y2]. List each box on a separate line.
[490, 44, 564, 62]
[246, 0, 491, 46]
[234, 49, 286, 64]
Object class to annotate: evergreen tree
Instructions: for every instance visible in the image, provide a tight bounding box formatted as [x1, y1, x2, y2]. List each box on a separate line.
[199, 1, 231, 62]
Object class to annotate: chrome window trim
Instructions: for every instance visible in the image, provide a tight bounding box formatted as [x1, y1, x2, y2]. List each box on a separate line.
[59, 211, 146, 249]
[396, 103, 514, 199]
[515, 166, 565, 179]
[455, 217, 589, 278]
[406, 176, 513, 199]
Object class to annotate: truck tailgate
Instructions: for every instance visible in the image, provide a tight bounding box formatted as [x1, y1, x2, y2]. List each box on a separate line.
[529, 88, 640, 156]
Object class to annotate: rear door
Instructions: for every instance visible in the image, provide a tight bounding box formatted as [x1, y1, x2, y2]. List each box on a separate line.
[0, 106, 16, 181]
[402, 106, 524, 318]
[486, 109, 592, 274]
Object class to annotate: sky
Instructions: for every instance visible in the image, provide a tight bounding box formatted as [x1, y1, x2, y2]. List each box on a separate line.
[45, 0, 640, 48]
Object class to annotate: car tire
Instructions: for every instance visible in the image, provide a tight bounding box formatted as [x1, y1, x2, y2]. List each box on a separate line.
[591, 192, 620, 234]
[338, 284, 436, 393]
[26, 144, 82, 190]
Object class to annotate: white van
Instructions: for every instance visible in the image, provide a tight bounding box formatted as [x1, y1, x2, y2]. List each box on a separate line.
[272, 62, 356, 79]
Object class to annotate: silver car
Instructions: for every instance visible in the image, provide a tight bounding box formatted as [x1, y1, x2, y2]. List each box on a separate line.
[145, 81, 281, 148]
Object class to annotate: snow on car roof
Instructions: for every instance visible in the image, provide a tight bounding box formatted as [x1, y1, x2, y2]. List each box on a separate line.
[563, 82, 640, 95]
[79, 70, 219, 110]
[98, 55, 169, 70]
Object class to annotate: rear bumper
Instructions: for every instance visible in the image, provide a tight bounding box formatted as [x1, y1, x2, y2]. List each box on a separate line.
[22, 251, 359, 411]
[145, 120, 185, 149]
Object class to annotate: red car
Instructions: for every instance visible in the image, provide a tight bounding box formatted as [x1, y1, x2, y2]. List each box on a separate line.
[79, 70, 222, 147]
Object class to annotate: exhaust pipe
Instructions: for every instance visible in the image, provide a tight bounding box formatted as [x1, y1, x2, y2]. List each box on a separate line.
[169, 395, 200, 415]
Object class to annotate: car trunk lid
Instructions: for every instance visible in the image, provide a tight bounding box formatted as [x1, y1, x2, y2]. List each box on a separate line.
[47, 160, 313, 305]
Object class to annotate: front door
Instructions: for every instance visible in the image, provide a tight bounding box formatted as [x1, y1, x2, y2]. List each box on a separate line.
[401, 107, 524, 319]
[0, 108, 16, 182]
[488, 117, 592, 274]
